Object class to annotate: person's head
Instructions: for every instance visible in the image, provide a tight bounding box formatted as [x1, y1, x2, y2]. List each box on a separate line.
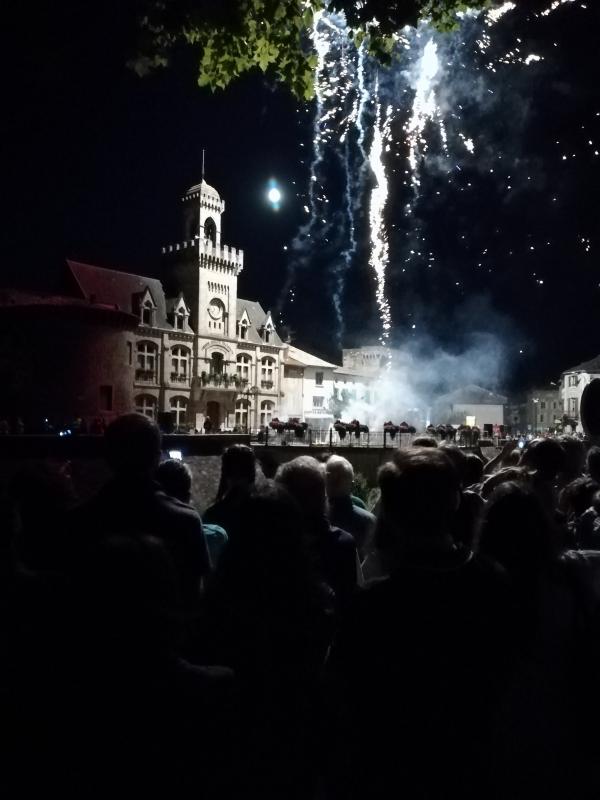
[377, 448, 460, 549]
[411, 435, 438, 448]
[218, 483, 309, 588]
[275, 456, 327, 520]
[217, 444, 256, 499]
[479, 482, 558, 574]
[104, 413, 161, 478]
[557, 435, 586, 478]
[587, 446, 600, 483]
[438, 442, 470, 487]
[325, 455, 354, 500]
[520, 437, 565, 482]
[156, 459, 192, 504]
[505, 449, 522, 466]
[463, 453, 484, 487]
[559, 476, 600, 517]
[480, 466, 530, 500]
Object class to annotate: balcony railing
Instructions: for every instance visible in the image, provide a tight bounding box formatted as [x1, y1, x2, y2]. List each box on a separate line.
[200, 373, 248, 390]
[261, 380, 274, 390]
[170, 372, 189, 384]
[135, 369, 157, 383]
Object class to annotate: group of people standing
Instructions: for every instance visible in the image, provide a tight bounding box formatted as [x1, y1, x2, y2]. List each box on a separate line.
[2, 414, 600, 798]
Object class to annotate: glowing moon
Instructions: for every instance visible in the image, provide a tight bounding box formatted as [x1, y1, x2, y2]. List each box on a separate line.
[268, 187, 282, 204]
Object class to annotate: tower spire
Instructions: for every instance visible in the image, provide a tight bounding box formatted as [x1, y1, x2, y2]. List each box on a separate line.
[201, 149, 205, 182]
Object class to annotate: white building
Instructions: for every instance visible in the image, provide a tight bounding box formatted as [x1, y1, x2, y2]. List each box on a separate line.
[560, 354, 600, 427]
[63, 178, 373, 432]
[433, 385, 506, 428]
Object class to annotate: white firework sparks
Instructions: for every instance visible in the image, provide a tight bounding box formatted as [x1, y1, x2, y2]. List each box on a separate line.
[368, 79, 393, 356]
[541, 0, 577, 16]
[404, 38, 445, 205]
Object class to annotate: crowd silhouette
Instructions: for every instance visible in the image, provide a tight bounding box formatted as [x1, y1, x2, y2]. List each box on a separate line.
[2, 412, 600, 797]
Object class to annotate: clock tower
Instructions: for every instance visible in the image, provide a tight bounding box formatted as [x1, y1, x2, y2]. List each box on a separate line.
[162, 178, 243, 338]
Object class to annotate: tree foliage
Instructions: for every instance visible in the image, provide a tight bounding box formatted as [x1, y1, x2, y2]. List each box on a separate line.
[130, 0, 495, 99]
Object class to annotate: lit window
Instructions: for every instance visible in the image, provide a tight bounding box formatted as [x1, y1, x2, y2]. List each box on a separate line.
[261, 357, 275, 388]
[141, 300, 154, 326]
[170, 396, 188, 428]
[135, 394, 157, 419]
[569, 398, 579, 416]
[171, 346, 189, 380]
[136, 341, 158, 375]
[235, 399, 250, 430]
[237, 354, 250, 380]
[260, 400, 274, 426]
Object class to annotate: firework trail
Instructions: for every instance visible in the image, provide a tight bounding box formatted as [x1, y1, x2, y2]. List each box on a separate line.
[368, 79, 393, 358]
[280, 0, 583, 348]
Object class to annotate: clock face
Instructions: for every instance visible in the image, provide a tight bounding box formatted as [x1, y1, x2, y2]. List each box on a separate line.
[208, 299, 224, 320]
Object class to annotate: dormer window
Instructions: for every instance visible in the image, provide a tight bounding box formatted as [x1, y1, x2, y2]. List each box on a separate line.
[173, 310, 185, 330]
[262, 312, 275, 344]
[141, 300, 154, 326]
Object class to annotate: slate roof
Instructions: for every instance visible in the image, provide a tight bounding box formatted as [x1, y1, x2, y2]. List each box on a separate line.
[236, 298, 283, 346]
[284, 345, 339, 369]
[66, 260, 170, 328]
[437, 384, 508, 406]
[563, 355, 600, 374]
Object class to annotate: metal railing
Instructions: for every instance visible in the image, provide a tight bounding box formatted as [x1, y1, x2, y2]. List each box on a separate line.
[245, 427, 419, 449]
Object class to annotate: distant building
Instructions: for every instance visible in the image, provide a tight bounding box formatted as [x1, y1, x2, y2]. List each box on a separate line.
[432, 385, 507, 428]
[0, 178, 372, 431]
[525, 386, 561, 433]
[560, 354, 600, 430]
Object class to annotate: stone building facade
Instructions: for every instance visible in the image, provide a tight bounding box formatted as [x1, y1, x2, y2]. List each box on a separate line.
[65, 179, 290, 431]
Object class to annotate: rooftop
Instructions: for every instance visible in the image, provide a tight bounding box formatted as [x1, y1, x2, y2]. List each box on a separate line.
[563, 354, 600, 374]
[437, 384, 508, 406]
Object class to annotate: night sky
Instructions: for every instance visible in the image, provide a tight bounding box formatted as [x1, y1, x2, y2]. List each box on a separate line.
[3, 1, 599, 392]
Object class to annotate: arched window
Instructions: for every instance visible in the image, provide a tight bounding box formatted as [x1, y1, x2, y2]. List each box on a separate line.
[170, 396, 188, 428]
[236, 353, 251, 380]
[171, 346, 190, 380]
[204, 217, 217, 245]
[135, 394, 157, 419]
[260, 400, 275, 426]
[210, 352, 224, 375]
[141, 300, 154, 326]
[136, 341, 158, 379]
[235, 399, 250, 430]
[261, 357, 275, 388]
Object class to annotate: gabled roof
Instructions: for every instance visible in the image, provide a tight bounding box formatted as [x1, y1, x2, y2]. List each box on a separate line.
[284, 345, 339, 369]
[236, 297, 283, 346]
[334, 366, 372, 380]
[67, 260, 170, 328]
[437, 384, 507, 406]
[563, 354, 600, 374]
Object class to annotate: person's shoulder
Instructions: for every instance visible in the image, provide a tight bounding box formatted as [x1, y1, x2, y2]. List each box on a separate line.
[350, 494, 367, 509]
[155, 490, 199, 516]
[329, 524, 357, 548]
[351, 505, 376, 524]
